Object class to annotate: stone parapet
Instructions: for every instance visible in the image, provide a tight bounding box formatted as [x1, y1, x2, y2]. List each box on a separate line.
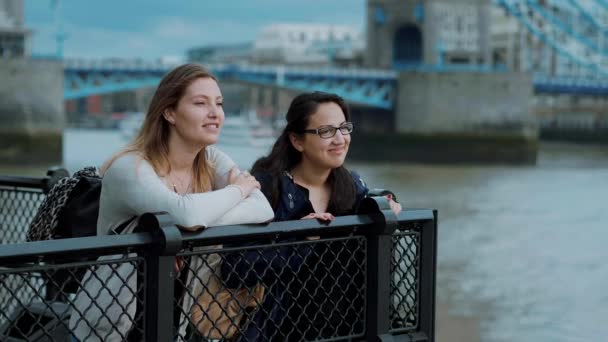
[0, 58, 64, 164]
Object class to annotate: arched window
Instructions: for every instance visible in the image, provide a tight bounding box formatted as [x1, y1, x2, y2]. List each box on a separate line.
[393, 24, 423, 68]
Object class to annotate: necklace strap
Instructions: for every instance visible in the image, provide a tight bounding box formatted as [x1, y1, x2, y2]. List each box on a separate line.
[167, 172, 192, 195]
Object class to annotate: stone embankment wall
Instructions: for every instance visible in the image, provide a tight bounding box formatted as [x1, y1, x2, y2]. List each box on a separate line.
[349, 71, 538, 164]
[0, 58, 64, 164]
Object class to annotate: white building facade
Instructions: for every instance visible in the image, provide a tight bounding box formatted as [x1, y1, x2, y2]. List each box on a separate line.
[252, 23, 364, 66]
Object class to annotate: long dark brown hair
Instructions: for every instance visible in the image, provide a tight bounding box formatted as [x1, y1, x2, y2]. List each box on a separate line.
[102, 63, 217, 192]
[251, 91, 357, 214]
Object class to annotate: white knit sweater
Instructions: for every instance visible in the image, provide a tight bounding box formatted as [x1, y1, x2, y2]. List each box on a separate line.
[97, 145, 274, 234]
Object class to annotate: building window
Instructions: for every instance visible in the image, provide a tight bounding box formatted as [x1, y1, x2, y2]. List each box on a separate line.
[414, 3, 424, 22]
[374, 6, 386, 25]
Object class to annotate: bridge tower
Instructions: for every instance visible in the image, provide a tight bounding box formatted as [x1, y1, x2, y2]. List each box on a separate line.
[365, 0, 492, 69]
[355, 0, 537, 163]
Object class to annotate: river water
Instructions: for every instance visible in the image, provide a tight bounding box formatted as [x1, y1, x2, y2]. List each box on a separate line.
[351, 143, 608, 341]
[10, 129, 608, 341]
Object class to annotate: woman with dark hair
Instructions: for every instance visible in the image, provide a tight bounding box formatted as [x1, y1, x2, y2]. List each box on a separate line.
[225, 91, 401, 340]
[252, 90, 399, 230]
[253, 91, 368, 219]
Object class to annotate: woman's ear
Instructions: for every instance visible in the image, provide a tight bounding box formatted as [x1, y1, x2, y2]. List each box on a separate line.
[163, 109, 176, 125]
[288, 133, 304, 152]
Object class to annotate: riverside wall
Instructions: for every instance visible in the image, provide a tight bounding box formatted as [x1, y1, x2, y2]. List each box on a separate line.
[0, 58, 64, 164]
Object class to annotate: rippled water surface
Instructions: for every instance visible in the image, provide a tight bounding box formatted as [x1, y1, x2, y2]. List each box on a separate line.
[352, 143, 608, 342]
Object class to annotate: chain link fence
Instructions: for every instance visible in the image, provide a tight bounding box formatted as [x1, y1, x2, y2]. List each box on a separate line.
[391, 228, 420, 332]
[0, 255, 145, 341]
[0, 186, 45, 244]
[174, 236, 367, 341]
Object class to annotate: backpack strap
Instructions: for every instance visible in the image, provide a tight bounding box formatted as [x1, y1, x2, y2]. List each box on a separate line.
[109, 216, 138, 235]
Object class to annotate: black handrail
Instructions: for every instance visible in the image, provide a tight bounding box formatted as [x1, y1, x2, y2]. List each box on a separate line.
[0, 210, 433, 263]
[0, 175, 48, 189]
[0, 167, 68, 193]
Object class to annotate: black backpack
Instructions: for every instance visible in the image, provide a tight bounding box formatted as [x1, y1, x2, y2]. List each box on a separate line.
[27, 167, 102, 242]
[57, 175, 103, 239]
[27, 167, 134, 242]
[27, 167, 136, 296]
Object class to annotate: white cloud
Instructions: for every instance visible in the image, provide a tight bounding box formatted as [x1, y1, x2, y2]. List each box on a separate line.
[155, 17, 203, 39]
[65, 26, 154, 58]
[26, 0, 365, 60]
[29, 16, 259, 60]
[153, 16, 258, 45]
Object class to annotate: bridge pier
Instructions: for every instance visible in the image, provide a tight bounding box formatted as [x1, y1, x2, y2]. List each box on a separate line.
[350, 71, 538, 164]
[247, 85, 296, 122]
[0, 58, 64, 164]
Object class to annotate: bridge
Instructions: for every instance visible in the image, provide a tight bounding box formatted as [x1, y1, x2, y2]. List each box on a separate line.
[63, 61, 608, 111]
[58, 0, 608, 110]
[63, 60, 397, 109]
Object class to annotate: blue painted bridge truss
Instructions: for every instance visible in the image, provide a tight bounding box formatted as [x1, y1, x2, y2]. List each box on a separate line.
[63, 60, 169, 100]
[64, 60, 608, 110]
[64, 61, 397, 109]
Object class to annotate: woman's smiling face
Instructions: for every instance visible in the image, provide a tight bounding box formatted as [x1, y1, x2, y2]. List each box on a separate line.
[291, 102, 351, 170]
[164, 77, 224, 147]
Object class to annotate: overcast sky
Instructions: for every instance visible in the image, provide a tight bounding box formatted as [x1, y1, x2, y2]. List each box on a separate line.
[25, 0, 366, 60]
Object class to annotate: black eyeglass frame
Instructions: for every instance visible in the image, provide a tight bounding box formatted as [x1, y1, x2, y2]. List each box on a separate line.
[300, 122, 354, 139]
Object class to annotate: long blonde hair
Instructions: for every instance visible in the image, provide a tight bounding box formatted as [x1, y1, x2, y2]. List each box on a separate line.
[102, 63, 218, 192]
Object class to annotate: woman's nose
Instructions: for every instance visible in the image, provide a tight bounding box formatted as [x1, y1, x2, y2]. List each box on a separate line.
[208, 105, 219, 117]
[333, 129, 346, 143]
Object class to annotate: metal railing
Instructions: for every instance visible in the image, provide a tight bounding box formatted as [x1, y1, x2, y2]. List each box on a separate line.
[0, 172, 437, 341]
[0, 168, 68, 244]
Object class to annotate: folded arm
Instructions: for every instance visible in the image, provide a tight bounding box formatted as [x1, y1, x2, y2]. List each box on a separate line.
[207, 146, 274, 226]
[209, 189, 274, 226]
[104, 155, 243, 230]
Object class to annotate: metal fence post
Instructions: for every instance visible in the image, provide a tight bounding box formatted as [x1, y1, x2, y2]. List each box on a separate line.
[360, 196, 399, 341]
[141, 213, 183, 342]
[418, 210, 437, 341]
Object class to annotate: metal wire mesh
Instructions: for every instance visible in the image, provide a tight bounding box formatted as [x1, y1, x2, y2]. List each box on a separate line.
[175, 236, 366, 342]
[0, 255, 145, 342]
[0, 187, 45, 244]
[390, 227, 421, 332]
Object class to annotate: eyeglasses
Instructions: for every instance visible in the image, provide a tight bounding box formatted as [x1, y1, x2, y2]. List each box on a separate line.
[301, 122, 354, 139]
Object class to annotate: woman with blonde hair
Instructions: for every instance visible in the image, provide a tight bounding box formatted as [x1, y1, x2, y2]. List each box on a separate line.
[69, 63, 273, 341]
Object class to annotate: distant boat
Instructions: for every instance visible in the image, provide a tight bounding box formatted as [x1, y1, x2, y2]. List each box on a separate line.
[219, 115, 276, 148]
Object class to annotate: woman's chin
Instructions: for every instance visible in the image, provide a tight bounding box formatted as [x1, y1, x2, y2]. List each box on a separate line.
[198, 136, 219, 147]
[327, 158, 346, 169]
